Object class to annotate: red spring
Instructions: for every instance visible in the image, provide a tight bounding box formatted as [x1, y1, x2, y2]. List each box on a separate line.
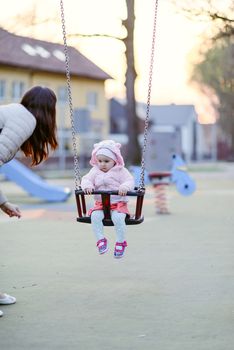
[154, 184, 169, 214]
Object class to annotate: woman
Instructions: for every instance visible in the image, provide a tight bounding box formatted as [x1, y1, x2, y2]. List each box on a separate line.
[0, 86, 58, 316]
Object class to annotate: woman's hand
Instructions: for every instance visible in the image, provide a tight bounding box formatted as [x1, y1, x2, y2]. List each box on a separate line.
[0, 202, 21, 218]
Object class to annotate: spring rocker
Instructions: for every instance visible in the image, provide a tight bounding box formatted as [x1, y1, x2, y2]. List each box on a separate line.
[144, 130, 196, 214]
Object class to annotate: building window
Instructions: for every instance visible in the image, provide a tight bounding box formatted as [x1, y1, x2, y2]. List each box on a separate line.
[86, 91, 98, 110]
[74, 108, 91, 133]
[57, 86, 68, 103]
[12, 81, 25, 100]
[0, 80, 6, 101]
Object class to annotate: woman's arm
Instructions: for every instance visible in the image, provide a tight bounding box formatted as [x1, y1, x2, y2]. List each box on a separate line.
[0, 189, 21, 218]
[0, 104, 36, 164]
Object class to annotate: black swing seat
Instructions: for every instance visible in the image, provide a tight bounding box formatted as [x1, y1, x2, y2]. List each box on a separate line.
[75, 188, 145, 226]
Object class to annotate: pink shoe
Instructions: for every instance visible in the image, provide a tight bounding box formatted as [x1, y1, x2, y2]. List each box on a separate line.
[96, 238, 108, 254]
[114, 241, 127, 258]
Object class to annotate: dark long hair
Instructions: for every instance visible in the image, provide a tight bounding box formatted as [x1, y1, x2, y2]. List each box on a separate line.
[20, 86, 58, 166]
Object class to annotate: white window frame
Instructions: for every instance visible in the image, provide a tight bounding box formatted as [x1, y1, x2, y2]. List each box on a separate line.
[57, 86, 68, 104]
[0, 80, 6, 101]
[12, 81, 25, 100]
[86, 91, 98, 110]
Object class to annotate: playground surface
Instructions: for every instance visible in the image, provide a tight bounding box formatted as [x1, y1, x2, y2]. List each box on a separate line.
[1, 163, 234, 350]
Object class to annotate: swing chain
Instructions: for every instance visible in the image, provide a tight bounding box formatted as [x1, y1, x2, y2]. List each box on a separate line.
[139, 0, 159, 190]
[59, 0, 158, 191]
[60, 0, 82, 189]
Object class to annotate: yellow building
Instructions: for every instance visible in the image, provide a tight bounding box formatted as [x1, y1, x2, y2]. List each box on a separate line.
[0, 27, 111, 168]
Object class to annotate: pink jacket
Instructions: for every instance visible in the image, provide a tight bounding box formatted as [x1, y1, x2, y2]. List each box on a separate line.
[81, 165, 135, 203]
[81, 140, 135, 203]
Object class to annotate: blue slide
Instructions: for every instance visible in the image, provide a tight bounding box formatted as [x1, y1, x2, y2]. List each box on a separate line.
[0, 159, 71, 202]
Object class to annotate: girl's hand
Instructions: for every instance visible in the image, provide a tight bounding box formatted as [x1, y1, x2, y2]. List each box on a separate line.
[118, 188, 128, 196]
[84, 188, 93, 195]
[0, 202, 21, 218]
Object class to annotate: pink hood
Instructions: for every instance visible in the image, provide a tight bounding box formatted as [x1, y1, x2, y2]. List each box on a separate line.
[90, 140, 124, 167]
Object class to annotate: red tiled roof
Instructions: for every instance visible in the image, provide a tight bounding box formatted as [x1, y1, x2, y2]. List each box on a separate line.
[0, 28, 111, 80]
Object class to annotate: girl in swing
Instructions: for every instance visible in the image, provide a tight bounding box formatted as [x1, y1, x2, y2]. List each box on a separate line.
[81, 140, 135, 258]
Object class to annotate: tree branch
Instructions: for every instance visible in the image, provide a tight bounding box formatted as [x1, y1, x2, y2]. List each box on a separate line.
[67, 33, 125, 42]
[208, 12, 234, 23]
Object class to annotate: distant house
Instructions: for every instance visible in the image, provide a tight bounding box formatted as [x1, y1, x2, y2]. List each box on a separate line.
[138, 103, 199, 163]
[0, 27, 111, 167]
[110, 99, 203, 166]
[110, 97, 144, 134]
[110, 98, 128, 134]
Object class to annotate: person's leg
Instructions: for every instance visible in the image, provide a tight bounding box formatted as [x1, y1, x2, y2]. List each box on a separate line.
[91, 210, 107, 254]
[111, 211, 126, 243]
[111, 211, 127, 258]
[91, 210, 105, 240]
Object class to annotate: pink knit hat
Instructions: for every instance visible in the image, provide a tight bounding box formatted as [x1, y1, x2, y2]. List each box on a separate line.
[96, 148, 117, 162]
[90, 140, 124, 166]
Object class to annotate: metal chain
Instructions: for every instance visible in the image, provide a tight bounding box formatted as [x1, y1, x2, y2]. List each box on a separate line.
[139, 0, 159, 190]
[59, 0, 158, 190]
[59, 0, 81, 189]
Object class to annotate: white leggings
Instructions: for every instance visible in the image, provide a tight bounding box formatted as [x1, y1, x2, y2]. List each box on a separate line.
[91, 210, 126, 243]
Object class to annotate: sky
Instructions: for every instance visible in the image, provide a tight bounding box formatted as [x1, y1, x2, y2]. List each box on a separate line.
[0, 0, 216, 123]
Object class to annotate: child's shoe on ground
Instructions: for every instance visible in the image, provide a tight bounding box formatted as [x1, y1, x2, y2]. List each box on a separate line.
[96, 238, 108, 254]
[0, 310, 3, 317]
[114, 241, 127, 258]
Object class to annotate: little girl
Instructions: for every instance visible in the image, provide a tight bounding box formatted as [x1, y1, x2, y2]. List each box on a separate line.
[81, 140, 135, 258]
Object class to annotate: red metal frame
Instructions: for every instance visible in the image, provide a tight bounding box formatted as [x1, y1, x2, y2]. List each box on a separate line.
[75, 189, 145, 226]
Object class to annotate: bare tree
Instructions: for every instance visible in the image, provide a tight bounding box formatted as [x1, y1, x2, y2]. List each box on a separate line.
[1, 5, 58, 37]
[123, 0, 141, 164]
[67, 0, 141, 164]
[171, 0, 234, 157]
[192, 40, 234, 157]
[171, 0, 234, 39]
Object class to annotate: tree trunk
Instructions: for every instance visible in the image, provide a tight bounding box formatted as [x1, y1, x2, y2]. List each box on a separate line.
[123, 0, 141, 165]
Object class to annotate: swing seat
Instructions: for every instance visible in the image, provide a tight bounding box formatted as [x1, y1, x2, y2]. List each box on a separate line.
[75, 188, 145, 226]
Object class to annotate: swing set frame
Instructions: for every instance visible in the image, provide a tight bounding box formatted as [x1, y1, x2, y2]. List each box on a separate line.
[59, 0, 159, 226]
